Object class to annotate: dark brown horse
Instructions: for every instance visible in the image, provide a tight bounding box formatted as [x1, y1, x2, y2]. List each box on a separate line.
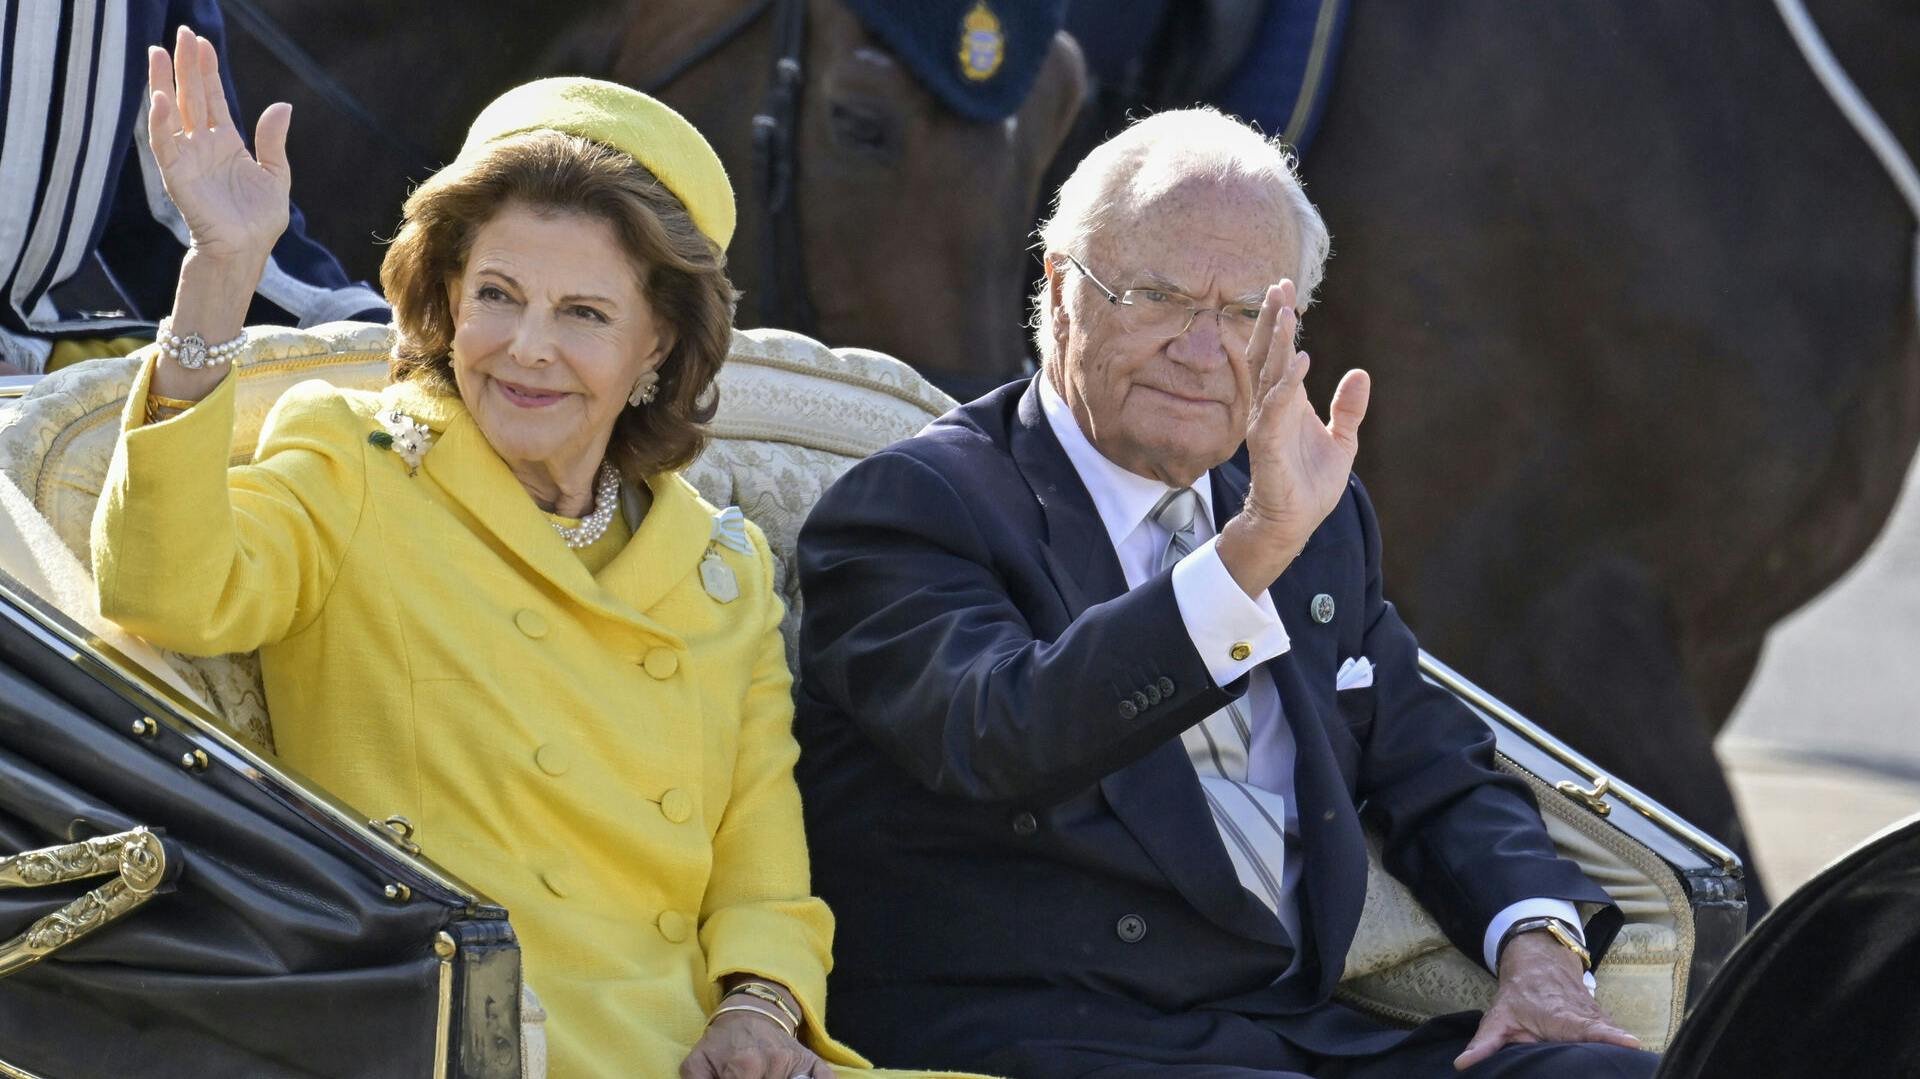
[1048, 0, 1918, 909]
[226, 0, 1085, 399]
[1287, 0, 1920, 907]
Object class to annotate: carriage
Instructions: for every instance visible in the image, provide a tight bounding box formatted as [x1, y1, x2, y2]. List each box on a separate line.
[0, 323, 1749, 1078]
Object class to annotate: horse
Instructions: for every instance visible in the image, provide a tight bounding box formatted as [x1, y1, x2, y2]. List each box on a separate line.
[1283, 0, 1917, 910]
[223, 0, 1085, 401]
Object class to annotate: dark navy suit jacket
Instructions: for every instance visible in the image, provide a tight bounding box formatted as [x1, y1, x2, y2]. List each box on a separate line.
[794, 377, 1617, 1070]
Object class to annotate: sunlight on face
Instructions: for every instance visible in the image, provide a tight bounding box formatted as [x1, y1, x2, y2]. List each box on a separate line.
[1055, 176, 1298, 487]
[447, 204, 665, 489]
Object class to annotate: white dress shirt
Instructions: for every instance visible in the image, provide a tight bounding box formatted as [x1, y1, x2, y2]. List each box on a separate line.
[1037, 377, 1586, 977]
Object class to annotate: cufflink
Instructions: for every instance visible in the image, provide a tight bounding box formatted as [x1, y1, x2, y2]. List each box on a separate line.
[1229, 642, 1252, 662]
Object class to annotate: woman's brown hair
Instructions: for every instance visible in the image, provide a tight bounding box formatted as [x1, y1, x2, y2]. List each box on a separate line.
[381, 130, 736, 478]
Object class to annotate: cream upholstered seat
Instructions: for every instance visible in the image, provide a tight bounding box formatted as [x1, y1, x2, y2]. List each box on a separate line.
[0, 321, 1689, 1052]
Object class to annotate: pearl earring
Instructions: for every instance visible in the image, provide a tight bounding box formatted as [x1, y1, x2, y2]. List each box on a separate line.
[628, 371, 659, 407]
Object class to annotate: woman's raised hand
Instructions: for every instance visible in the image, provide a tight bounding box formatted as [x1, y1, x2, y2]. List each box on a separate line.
[147, 26, 291, 265]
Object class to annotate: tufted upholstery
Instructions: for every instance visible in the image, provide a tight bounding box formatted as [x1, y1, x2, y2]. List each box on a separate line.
[0, 321, 1687, 1052]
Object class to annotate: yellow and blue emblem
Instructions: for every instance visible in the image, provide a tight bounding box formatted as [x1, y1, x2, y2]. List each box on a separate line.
[958, 1, 1005, 82]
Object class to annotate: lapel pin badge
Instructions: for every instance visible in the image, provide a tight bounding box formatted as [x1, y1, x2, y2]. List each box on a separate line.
[1310, 593, 1336, 624]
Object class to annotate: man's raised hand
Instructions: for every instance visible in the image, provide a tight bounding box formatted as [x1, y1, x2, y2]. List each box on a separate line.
[1216, 279, 1370, 596]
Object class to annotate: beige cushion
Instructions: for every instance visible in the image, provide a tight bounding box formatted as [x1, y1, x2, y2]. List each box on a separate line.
[0, 322, 394, 753]
[0, 319, 1686, 1052]
[1336, 764, 1688, 1048]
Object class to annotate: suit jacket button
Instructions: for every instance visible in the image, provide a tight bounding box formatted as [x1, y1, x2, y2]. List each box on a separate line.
[1118, 700, 1138, 720]
[642, 647, 679, 679]
[514, 609, 549, 639]
[1131, 689, 1150, 710]
[534, 743, 570, 776]
[1011, 811, 1038, 836]
[1145, 683, 1163, 706]
[656, 910, 690, 943]
[1157, 676, 1175, 697]
[1116, 914, 1147, 943]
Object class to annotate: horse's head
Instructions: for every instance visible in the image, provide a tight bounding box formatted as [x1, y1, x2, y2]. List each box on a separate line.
[612, 0, 1086, 399]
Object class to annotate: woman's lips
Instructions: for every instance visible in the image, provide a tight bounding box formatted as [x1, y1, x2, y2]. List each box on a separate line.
[494, 379, 568, 409]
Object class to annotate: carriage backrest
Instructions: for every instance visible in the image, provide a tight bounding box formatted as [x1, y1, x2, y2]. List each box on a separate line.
[0, 321, 1689, 1050]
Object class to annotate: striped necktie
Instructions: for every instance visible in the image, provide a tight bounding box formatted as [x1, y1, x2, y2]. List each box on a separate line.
[1151, 488, 1298, 942]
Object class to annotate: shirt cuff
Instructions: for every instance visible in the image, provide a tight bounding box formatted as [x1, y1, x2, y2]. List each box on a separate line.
[1171, 535, 1290, 687]
[1486, 898, 1594, 992]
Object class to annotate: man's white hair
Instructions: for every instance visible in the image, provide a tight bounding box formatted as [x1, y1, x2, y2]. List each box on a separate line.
[1031, 107, 1331, 367]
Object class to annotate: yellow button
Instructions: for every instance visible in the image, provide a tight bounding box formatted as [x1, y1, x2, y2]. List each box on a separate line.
[656, 910, 690, 943]
[1229, 642, 1252, 662]
[539, 869, 569, 898]
[642, 647, 678, 679]
[514, 609, 549, 639]
[534, 743, 570, 776]
[660, 788, 693, 823]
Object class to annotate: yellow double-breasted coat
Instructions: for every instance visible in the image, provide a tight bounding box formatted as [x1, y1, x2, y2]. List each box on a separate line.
[92, 357, 873, 1076]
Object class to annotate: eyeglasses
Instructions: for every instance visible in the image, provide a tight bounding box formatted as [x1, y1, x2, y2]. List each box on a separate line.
[1061, 253, 1266, 350]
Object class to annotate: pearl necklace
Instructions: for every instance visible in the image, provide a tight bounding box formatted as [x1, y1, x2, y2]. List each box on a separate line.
[552, 462, 622, 548]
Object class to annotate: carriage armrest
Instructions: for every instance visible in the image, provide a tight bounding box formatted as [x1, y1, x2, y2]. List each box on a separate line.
[1333, 654, 1746, 1052]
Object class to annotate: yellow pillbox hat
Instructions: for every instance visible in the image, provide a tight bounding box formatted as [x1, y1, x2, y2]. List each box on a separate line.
[457, 77, 737, 250]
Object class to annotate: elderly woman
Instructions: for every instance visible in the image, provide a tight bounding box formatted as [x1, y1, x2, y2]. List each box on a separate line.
[91, 29, 866, 1079]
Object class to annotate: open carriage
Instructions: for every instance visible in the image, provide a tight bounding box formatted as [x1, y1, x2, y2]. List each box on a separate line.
[0, 325, 1742, 1077]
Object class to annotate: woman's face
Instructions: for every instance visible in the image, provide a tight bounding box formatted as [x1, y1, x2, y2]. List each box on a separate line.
[447, 203, 665, 483]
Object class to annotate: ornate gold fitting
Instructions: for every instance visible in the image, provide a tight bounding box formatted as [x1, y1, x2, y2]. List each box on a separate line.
[1555, 774, 1613, 817]
[0, 827, 170, 978]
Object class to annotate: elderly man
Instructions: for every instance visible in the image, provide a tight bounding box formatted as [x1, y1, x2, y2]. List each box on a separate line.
[794, 108, 1656, 1079]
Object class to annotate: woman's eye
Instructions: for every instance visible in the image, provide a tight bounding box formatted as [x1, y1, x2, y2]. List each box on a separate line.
[1229, 306, 1264, 322]
[475, 284, 509, 303]
[570, 305, 608, 323]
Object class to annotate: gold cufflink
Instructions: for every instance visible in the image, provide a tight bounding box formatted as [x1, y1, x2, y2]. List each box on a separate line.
[1229, 642, 1252, 661]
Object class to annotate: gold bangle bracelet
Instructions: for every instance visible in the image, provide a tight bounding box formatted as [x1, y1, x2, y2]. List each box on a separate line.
[707, 1001, 796, 1038]
[725, 982, 803, 1030]
[146, 393, 201, 412]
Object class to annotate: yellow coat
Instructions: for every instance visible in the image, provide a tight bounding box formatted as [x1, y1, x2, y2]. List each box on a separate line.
[92, 357, 872, 1077]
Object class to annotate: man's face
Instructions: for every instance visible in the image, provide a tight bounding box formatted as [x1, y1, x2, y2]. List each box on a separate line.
[1050, 175, 1300, 487]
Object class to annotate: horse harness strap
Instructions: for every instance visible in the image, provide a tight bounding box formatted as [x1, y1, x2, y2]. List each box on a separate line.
[751, 0, 819, 337]
[638, 0, 819, 339]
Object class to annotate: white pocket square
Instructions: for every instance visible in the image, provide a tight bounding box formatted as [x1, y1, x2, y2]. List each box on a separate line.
[1336, 656, 1374, 691]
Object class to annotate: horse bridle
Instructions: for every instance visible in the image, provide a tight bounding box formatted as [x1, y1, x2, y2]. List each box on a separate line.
[640, 0, 819, 338]
[231, 0, 821, 338]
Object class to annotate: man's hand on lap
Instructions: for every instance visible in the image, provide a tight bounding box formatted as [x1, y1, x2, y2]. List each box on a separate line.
[1452, 932, 1641, 1071]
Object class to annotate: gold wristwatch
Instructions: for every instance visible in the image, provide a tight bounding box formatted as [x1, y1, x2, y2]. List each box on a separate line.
[1498, 915, 1592, 972]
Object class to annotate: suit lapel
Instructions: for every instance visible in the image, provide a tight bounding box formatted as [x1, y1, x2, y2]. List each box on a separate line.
[1009, 381, 1290, 947]
[1212, 462, 1368, 996]
[1008, 381, 1127, 610]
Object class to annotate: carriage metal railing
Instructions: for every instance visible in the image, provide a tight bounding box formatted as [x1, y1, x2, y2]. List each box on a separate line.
[1419, 650, 1740, 873]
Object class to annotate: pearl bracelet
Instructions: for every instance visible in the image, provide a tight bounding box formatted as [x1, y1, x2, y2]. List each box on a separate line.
[157, 319, 246, 370]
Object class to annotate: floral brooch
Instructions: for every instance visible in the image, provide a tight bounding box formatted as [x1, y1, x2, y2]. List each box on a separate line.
[368, 409, 434, 474]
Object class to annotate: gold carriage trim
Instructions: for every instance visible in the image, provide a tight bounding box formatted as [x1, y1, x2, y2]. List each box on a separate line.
[0, 827, 168, 978]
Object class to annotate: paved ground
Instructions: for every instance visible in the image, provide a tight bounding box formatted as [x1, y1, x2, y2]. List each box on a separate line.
[1719, 456, 1920, 900]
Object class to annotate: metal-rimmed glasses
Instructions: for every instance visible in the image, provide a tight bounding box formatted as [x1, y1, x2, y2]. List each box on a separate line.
[1060, 253, 1266, 350]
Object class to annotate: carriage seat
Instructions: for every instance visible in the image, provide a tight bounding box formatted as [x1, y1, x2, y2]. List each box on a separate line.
[0, 321, 1690, 1051]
